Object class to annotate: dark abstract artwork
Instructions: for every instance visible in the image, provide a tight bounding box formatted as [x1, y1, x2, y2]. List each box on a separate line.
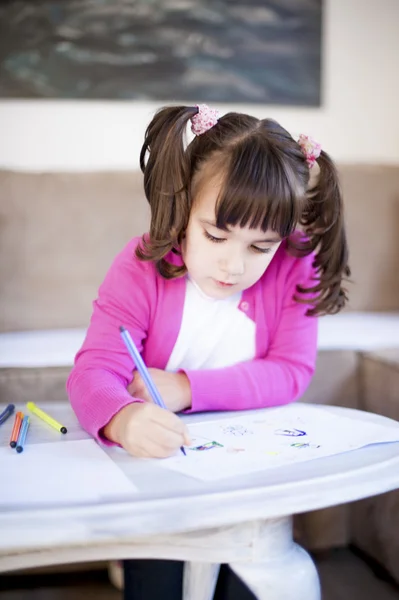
[0, 0, 322, 105]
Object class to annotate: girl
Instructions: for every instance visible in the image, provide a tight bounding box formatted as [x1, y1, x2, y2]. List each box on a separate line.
[67, 104, 350, 600]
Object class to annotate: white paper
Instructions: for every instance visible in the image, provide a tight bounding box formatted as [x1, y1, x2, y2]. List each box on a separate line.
[0, 439, 138, 507]
[160, 404, 399, 481]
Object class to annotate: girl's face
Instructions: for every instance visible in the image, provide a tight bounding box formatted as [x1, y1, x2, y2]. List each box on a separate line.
[181, 177, 282, 299]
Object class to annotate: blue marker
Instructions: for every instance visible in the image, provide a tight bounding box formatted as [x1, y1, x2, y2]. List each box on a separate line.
[119, 326, 186, 456]
[16, 415, 30, 453]
[0, 403, 15, 426]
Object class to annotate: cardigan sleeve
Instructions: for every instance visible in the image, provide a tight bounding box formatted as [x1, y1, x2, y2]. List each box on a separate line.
[184, 252, 318, 413]
[66, 238, 153, 443]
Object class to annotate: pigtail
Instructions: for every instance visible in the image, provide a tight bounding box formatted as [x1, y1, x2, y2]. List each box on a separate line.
[136, 105, 198, 278]
[291, 151, 351, 316]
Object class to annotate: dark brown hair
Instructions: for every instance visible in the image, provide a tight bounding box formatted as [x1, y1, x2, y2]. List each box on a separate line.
[137, 105, 350, 316]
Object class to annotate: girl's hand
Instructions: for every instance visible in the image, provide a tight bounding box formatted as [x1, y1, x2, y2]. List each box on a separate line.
[103, 402, 191, 458]
[127, 368, 192, 413]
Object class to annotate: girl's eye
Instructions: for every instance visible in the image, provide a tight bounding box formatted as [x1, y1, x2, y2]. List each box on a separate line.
[204, 231, 226, 243]
[251, 246, 272, 254]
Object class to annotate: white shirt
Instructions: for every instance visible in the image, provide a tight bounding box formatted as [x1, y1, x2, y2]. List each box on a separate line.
[166, 277, 256, 372]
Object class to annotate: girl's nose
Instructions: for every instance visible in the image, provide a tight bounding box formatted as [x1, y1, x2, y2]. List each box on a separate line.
[221, 252, 245, 277]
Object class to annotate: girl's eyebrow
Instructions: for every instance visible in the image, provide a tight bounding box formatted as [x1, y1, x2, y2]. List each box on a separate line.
[200, 219, 281, 243]
[253, 236, 282, 244]
[199, 218, 229, 232]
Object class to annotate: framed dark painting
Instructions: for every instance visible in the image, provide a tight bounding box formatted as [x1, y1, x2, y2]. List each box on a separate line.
[0, 0, 322, 105]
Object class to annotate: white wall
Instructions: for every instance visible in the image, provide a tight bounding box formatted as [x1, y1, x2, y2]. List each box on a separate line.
[1, 0, 399, 171]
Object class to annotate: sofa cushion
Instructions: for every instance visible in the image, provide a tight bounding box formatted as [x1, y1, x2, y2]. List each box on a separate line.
[0, 170, 150, 332]
[0, 166, 398, 332]
[1, 313, 399, 368]
[0, 366, 71, 405]
[1, 314, 398, 408]
[351, 349, 399, 583]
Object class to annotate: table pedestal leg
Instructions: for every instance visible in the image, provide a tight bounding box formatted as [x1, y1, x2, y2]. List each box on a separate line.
[229, 517, 320, 600]
[183, 562, 220, 600]
[182, 517, 319, 600]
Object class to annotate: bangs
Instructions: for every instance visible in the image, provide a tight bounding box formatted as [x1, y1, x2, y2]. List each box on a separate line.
[214, 137, 305, 238]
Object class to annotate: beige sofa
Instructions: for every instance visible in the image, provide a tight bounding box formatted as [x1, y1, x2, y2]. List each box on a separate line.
[1, 166, 399, 578]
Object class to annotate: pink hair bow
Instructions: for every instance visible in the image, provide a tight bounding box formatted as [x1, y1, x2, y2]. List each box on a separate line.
[191, 104, 219, 136]
[298, 134, 322, 168]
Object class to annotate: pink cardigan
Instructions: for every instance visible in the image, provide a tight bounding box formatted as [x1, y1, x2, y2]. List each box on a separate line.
[67, 236, 318, 442]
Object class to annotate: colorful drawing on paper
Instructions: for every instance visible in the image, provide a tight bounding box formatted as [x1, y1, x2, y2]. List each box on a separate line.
[291, 443, 321, 449]
[275, 428, 307, 437]
[221, 425, 253, 437]
[190, 441, 223, 452]
[157, 403, 399, 483]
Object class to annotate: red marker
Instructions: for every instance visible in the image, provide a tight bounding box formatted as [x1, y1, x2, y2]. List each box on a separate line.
[10, 411, 23, 448]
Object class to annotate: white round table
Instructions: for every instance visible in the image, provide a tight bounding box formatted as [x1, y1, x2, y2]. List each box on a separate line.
[2, 403, 399, 600]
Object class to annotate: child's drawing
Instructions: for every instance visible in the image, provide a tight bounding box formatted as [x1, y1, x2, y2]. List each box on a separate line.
[291, 442, 321, 449]
[221, 425, 253, 437]
[275, 428, 307, 437]
[158, 403, 399, 483]
[190, 441, 223, 452]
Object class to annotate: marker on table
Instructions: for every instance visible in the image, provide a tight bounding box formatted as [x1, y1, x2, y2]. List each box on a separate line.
[10, 411, 23, 448]
[119, 326, 186, 456]
[16, 415, 30, 453]
[26, 402, 67, 434]
[0, 403, 15, 426]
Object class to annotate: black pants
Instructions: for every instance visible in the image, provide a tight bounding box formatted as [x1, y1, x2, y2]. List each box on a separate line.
[123, 559, 256, 600]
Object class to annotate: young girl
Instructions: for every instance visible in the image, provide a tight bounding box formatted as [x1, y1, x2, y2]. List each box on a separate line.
[67, 104, 350, 600]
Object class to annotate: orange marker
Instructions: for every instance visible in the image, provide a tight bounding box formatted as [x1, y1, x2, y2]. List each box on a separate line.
[10, 411, 23, 448]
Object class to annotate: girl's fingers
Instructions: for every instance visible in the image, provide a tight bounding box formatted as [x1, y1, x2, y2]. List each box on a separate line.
[121, 402, 191, 458]
[148, 407, 192, 448]
[183, 430, 192, 447]
[146, 421, 186, 451]
[148, 404, 188, 433]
